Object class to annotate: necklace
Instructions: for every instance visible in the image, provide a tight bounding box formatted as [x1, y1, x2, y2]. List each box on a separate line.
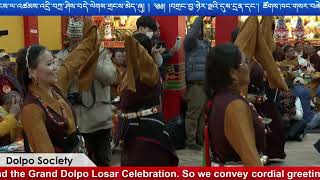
[241, 94, 264, 122]
[35, 90, 68, 127]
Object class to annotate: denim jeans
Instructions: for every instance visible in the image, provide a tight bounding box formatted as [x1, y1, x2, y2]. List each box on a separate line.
[307, 112, 320, 129]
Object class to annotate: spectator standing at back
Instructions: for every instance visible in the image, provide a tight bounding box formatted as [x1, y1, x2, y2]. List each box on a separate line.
[151, 21, 179, 79]
[184, 16, 210, 150]
[135, 16, 163, 68]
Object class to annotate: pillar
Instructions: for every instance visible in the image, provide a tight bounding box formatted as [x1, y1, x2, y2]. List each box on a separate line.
[23, 16, 39, 46]
[153, 16, 186, 122]
[215, 16, 239, 45]
[61, 16, 69, 48]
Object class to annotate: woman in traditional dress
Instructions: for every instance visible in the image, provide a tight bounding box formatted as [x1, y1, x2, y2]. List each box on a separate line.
[248, 61, 286, 160]
[118, 33, 178, 166]
[205, 43, 264, 166]
[16, 17, 100, 153]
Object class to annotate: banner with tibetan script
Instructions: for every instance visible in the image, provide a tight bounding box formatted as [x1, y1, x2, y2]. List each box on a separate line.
[0, 0, 320, 15]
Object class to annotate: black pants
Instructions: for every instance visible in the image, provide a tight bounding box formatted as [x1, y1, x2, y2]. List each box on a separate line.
[82, 129, 112, 166]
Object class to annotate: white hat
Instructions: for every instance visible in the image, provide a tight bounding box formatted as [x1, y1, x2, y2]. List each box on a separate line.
[0, 52, 10, 60]
[293, 77, 305, 85]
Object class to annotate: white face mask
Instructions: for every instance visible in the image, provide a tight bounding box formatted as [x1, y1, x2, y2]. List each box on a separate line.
[145, 31, 154, 39]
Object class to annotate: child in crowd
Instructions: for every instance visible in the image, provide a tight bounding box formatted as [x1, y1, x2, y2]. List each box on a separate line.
[0, 90, 23, 146]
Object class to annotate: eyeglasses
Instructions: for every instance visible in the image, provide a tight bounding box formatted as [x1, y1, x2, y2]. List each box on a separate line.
[240, 59, 250, 66]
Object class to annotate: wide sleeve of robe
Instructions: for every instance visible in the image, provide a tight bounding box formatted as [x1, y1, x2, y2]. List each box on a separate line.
[224, 99, 262, 166]
[21, 104, 55, 153]
[57, 17, 99, 95]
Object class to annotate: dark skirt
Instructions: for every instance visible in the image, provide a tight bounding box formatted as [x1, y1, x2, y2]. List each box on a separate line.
[255, 101, 286, 159]
[121, 139, 178, 166]
[120, 113, 179, 166]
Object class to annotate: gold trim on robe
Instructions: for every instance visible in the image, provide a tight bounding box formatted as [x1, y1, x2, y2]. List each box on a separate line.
[21, 17, 100, 153]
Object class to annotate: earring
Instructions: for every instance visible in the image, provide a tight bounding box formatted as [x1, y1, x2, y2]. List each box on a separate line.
[233, 76, 239, 84]
[34, 77, 39, 86]
[231, 71, 239, 83]
[231, 73, 240, 89]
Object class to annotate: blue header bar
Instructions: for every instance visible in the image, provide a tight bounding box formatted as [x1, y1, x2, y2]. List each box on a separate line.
[0, 0, 320, 15]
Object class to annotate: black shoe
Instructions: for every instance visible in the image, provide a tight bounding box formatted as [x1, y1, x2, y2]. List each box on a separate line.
[186, 143, 202, 150]
[295, 133, 305, 141]
[286, 135, 296, 141]
[268, 152, 286, 160]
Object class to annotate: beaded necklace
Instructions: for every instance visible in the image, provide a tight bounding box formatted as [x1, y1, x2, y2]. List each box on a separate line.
[241, 94, 271, 134]
[35, 89, 68, 127]
[241, 94, 264, 120]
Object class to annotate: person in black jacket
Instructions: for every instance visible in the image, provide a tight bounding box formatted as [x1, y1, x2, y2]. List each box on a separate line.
[151, 21, 179, 79]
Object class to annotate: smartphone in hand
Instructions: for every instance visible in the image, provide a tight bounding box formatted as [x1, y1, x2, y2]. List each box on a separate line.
[156, 43, 162, 49]
[174, 37, 182, 49]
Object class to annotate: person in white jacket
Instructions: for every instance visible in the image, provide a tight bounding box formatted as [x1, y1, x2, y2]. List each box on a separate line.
[287, 96, 306, 141]
[74, 47, 117, 166]
[285, 78, 306, 141]
[56, 18, 117, 165]
[281, 89, 304, 141]
[293, 97, 304, 121]
[280, 45, 315, 74]
[56, 47, 117, 166]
